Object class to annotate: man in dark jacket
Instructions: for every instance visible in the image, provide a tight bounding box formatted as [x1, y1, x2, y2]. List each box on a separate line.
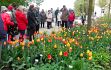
[0, 15, 7, 42]
[27, 5, 36, 41]
[55, 8, 59, 23]
[0, 13, 7, 62]
[34, 7, 41, 32]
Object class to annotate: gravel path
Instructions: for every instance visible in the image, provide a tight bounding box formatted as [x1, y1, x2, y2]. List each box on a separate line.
[39, 22, 62, 34]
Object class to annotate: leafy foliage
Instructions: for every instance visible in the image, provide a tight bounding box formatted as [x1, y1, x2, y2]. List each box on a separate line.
[0, 0, 26, 6]
[98, 0, 107, 8]
[0, 23, 111, 69]
[0, 0, 44, 6]
[74, 0, 85, 16]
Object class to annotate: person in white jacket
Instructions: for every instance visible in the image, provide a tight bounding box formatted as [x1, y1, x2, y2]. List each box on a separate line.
[57, 10, 62, 27]
[46, 10, 52, 29]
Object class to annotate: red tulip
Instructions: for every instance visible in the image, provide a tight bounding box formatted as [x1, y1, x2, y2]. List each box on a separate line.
[48, 39, 52, 43]
[47, 54, 52, 60]
[64, 51, 68, 57]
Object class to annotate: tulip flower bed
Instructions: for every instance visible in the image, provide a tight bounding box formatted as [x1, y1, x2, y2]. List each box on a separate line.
[0, 23, 111, 70]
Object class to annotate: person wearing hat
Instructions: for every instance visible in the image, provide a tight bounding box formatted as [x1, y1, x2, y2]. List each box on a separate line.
[1, 6, 14, 42]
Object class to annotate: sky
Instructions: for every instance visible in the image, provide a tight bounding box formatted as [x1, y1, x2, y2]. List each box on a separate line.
[40, 0, 75, 10]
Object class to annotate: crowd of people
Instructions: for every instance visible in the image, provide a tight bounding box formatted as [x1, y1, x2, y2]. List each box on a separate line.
[0, 4, 75, 43]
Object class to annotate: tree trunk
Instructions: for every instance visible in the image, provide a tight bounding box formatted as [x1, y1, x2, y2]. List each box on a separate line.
[87, 0, 94, 31]
[108, 0, 111, 23]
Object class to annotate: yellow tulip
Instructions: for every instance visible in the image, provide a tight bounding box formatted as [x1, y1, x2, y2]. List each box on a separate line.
[27, 44, 30, 48]
[86, 50, 90, 54]
[66, 43, 70, 47]
[15, 40, 19, 43]
[17, 57, 20, 61]
[80, 53, 83, 57]
[39, 31, 43, 34]
[59, 51, 63, 56]
[22, 46, 24, 50]
[54, 44, 57, 49]
[64, 34, 66, 36]
[41, 38, 44, 41]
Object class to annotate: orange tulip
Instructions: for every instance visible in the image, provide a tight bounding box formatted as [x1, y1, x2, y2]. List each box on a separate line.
[88, 56, 92, 60]
[20, 42, 25, 46]
[32, 40, 34, 44]
[72, 31, 75, 36]
[69, 47, 72, 52]
[75, 41, 79, 46]
[88, 51, 92, 57]
[4, 41, 6, 46]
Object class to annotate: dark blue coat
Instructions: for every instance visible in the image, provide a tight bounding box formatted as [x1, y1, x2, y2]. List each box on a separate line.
[0, 14, 7, 41]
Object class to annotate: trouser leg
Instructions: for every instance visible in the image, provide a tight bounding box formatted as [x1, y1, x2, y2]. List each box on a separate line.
[62, 21, 65, 27]
[65, 21, 68, 28]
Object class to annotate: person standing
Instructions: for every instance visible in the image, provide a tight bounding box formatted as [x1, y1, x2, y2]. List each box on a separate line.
[34, 7, 41, 33]
[55, 8, 59, 23]
[46, 10, 52, 29]
[7, 5, 18, 41]
[61, 5, 69, 28]
[50, 8, 54, 27]
[68, 9, 75, 28]
[40, 9, 46, 28]
[15, 5, 28, 42]
[27, 5, 36, 41]
[57, 10, 62, 27]
[1, 6, 14, 42]
[0, 11, 7, 62]
[81, 13, 86, 25]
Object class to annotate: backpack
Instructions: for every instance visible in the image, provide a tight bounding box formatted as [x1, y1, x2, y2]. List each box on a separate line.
[8, 11, 18, 35]
[0, 14, 7, 40]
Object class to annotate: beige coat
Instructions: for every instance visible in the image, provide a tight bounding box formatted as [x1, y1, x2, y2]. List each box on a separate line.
[46, 12, 52, 22]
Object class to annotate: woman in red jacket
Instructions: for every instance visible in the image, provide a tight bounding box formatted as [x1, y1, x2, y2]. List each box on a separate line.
[15, 6, 28, 42]
[68, 9, 75, 28]
[1, 6, 14, 41]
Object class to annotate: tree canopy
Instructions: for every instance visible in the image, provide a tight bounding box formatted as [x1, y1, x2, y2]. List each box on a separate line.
[0, 0, 26, 6]
[98, 0, 107, 8]
[0, 0, 43, 6]
[74, 0, 85, 16]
